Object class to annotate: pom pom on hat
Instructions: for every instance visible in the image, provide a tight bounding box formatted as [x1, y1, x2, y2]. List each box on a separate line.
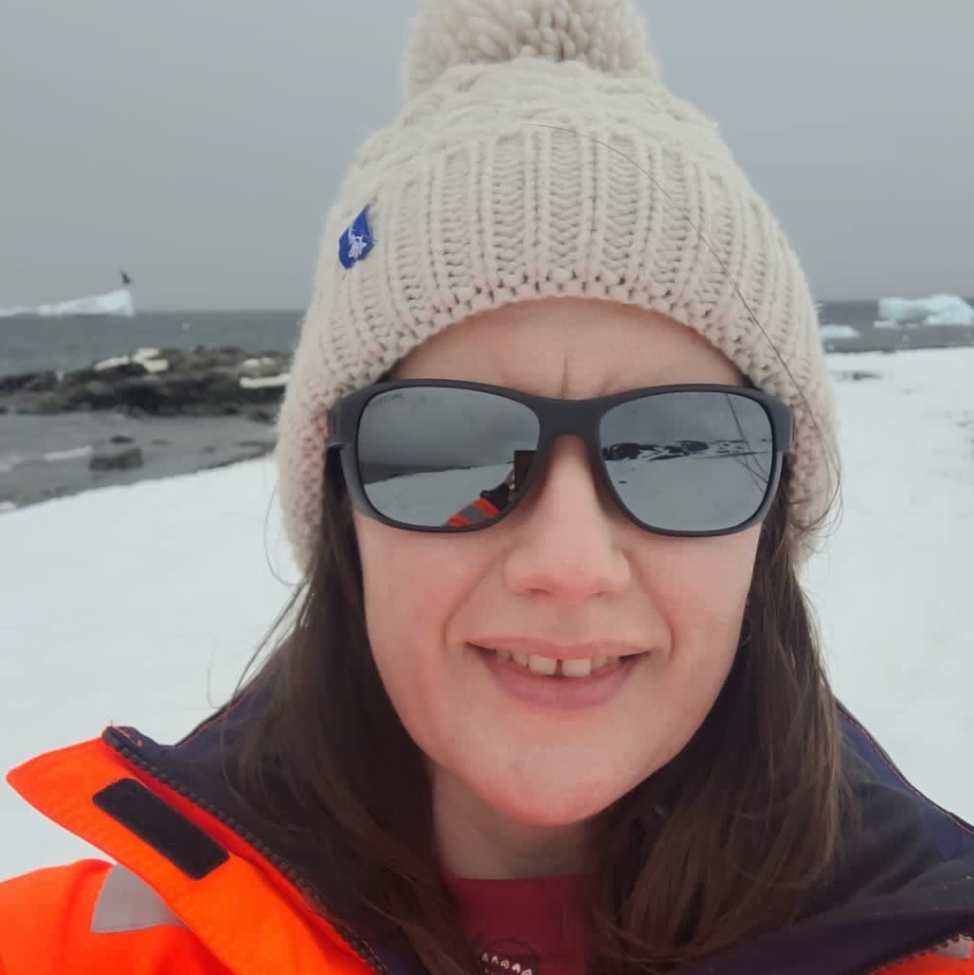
[405, 0, 658, 98]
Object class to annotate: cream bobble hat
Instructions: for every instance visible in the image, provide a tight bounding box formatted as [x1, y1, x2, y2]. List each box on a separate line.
[276, 0, 839, 572]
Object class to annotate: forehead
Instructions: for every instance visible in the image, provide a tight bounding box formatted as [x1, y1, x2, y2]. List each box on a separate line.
[395, 297, 742, 396]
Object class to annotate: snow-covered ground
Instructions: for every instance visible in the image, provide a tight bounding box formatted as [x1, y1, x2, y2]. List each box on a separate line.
[1, 349, 972, 880]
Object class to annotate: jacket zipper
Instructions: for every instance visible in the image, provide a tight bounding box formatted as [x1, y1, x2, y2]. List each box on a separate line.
[104, 728, 396, 975]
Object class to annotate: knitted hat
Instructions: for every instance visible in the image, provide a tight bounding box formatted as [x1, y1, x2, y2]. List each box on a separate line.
[277, 0, 838, 572]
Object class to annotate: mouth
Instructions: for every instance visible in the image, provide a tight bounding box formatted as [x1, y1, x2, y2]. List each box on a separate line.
[470, 644, 648, 679]
[470, 642, 647, 710]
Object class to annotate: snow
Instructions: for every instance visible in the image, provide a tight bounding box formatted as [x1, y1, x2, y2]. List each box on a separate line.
[1, 348, 973, 880]
[93, 354, 134, 371]
[239, 372, 289, 389]
[801, 349, 974, 806]
[878, 294, 974, 327]
[93, 347, 169, 374]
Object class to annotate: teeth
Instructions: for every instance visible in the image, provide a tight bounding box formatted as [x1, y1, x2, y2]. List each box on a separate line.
[482, 645, 632, 678]
[561, 658, 593, 679]
[527, 654, 558, 676]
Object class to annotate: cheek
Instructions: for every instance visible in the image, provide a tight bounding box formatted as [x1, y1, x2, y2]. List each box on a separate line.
[648, 527, 759, 630]
[625, 528, 760, 772]
[354, 512, 432, 645]
[353, 513, 485, 718]
[354, 515, 437, 739]
[641, 527, 759, 709]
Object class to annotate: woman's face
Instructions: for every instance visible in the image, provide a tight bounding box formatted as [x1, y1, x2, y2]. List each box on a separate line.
[353, 298, 761, 876]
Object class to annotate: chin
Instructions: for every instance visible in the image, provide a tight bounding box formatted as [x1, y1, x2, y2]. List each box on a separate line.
[480, 774, 628, 830]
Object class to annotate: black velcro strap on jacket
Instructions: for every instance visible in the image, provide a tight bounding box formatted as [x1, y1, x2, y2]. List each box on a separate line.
[93, 778, 229, 879]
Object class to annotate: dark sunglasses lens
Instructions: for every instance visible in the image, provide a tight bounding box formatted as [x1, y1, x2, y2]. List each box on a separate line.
[357, 387, 540, 529]
[601, 391, 775, 533]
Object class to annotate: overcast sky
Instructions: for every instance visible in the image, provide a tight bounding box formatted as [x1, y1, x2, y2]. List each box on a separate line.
[2, 1, 973, 310]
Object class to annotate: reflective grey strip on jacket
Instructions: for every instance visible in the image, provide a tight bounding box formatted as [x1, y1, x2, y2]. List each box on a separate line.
[90, 863, 186, 933]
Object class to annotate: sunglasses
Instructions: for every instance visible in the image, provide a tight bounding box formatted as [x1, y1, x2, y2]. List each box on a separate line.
[326, 381, 794, 538]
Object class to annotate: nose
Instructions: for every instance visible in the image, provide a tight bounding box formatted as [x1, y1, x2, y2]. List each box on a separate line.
[503, 437, 632, 602]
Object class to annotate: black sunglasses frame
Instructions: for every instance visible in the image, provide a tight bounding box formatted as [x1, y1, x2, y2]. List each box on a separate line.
[325, 380, 795, 539]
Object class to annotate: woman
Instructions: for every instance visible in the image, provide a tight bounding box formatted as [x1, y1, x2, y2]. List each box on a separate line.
[3, 2, 974, 974]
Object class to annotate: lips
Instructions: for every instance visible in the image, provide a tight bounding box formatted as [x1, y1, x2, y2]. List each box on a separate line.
[472, 642, 646, 709]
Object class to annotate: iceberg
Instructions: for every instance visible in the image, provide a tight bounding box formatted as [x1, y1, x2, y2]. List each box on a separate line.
[820, 324, 860, 340]
[877, 294, 974, 327]
[0, 306, 31, 319]
[36, 287, 134, 319]
[1, 272, 135, 319]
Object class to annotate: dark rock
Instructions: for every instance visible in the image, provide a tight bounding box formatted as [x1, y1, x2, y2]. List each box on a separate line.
[24, 371, 60, 392]
[833, 369, 882, 382]
[604, 442, 640, 461]
[0, 370, 58, 394]
[33, 395, 77, 414]
[89, 446, 144, 472]
[110, 435, 134, 444]
[0, 344, 290, 418]
[245, 408, 276, 423]
[89, 361, 148, 381]
[83, 380, 113, 402]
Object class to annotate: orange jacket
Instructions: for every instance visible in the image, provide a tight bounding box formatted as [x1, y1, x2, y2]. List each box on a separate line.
[0, 735, 374, 975]
[2, 713, 974, 975]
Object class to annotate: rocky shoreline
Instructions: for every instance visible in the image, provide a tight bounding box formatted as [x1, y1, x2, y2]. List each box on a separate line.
[0, 345, 289, 422]
[0, 346, 286, 497]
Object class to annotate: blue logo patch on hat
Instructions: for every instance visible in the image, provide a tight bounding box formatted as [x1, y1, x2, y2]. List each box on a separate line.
[339, 205, 375, 269]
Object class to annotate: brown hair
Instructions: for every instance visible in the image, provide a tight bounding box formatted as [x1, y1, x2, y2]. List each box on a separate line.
[232, 451, 847, 975]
